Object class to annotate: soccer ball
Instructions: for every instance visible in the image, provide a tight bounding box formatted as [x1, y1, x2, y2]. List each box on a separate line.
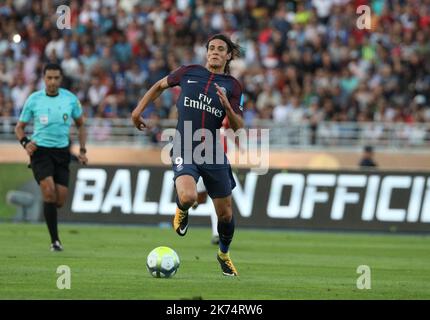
[146, 246, 180, 278]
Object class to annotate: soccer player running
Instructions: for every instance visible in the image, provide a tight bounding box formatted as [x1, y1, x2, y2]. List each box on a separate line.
[132, 34, 244, 276]
[15, 63, 88, 252]
[192, 117, 240, 246]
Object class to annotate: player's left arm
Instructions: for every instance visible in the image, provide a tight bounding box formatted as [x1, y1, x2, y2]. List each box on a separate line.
[214, 83, 244, 131]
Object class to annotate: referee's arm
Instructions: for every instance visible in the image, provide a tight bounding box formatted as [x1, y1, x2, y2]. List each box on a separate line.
[73, 116, 88, 165]
[15, 121, 37, 156]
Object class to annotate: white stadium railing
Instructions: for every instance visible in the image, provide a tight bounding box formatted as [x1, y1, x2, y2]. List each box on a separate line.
[0, 116, 429, 149]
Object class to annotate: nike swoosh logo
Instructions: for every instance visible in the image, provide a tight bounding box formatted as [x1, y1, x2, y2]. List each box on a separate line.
[178, 225, 188, 235]
[187, 80, 198, 83]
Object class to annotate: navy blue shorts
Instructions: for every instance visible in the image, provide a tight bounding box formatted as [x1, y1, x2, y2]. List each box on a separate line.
[172, 163, 236, 199]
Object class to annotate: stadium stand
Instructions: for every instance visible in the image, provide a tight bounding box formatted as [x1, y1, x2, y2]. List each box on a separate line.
[0, 0, 429, 148]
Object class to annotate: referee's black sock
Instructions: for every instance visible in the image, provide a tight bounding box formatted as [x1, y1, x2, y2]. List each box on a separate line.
[218, 215, 235, 254]
[43, 202, 60, 243]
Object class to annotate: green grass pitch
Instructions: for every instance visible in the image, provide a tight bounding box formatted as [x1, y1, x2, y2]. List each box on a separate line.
[0, 222, 429, 300]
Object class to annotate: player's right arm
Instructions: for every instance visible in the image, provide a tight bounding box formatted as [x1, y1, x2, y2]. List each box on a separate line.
[131, 77, 169, 131]
[15, 95, 37, 156]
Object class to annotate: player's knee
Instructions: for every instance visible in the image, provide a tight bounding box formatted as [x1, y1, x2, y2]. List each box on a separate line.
[218, 212, 232, 223]
[179, 192, 197, 208]
[216, 203, 233, 223]
[43, 193, 57, 203]
[55, 194, 67, 208]
[41, 187, 57, 203]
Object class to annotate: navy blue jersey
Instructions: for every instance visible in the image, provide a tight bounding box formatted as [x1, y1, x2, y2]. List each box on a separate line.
[167, 64, 244, 167]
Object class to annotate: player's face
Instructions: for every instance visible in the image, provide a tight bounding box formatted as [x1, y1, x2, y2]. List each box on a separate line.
[44, 70, 62, 94]
[206, 39, 232, 71]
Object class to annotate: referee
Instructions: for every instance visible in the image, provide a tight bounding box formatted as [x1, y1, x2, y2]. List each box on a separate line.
[15, 63, 88, 252]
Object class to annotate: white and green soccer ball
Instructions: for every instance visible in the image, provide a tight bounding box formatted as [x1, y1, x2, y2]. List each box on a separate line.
[146, 246, 180, 278]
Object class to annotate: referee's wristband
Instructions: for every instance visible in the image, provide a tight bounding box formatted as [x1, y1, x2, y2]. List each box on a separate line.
[20, 137, 31, 149]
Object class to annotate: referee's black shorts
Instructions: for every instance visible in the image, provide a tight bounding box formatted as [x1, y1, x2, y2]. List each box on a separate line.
[30, 146, 71, 187]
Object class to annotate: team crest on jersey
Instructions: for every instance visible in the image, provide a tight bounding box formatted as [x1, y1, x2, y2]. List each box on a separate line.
[219, 86, 227, 95]
[63, 113, 69, 123]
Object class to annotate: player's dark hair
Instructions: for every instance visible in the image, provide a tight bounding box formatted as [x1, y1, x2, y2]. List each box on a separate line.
[43, 63, 63, 75]
[206, 34, 241, 75]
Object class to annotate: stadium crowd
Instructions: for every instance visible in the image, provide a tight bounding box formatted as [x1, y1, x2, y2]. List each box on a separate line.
[0, 0, 430, 134]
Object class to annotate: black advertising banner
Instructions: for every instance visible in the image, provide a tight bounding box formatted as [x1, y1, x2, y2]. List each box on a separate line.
[60, 164, 430, 232]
